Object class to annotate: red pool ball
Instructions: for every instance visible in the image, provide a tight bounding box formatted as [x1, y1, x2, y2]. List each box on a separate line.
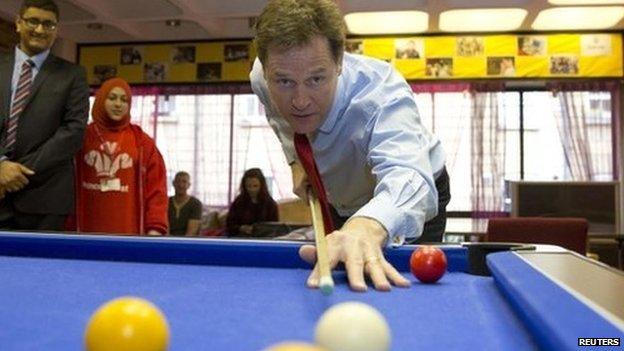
[410, 246, 447, 283]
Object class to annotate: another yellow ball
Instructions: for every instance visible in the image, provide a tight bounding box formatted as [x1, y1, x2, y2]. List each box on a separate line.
[263, 341, 328, 351]
[84, 297, 170, 351]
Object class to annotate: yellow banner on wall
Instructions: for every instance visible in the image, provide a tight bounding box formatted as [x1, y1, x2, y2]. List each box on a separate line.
[79, 33, 622, 85]
[80, 41, 255, 85]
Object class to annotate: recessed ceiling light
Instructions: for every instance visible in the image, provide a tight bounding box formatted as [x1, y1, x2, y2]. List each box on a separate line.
[86, 23, 103, 30]
[166, 19, 181, 27]
[344, 11, 428, 35]
[549, 0, 624, 4]
[440, 8, 527, 32]
[532, 6, 624, 30]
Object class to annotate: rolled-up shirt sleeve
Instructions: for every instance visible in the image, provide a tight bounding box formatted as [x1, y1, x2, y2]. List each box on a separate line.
[352, 94, 439, 246]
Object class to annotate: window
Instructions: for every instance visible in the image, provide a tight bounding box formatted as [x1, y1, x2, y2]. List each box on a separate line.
[89, 87, 615, 213]
[414, 89, 615, 213]
[129, 93, 294, 208]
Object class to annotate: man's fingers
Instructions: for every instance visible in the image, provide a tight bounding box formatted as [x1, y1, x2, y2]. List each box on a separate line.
[306, 256, 341, 288]
[363, 250, 391, 291]
[19, 165, 35, 175]
[300, 231, 408, 292]
[302, 244, 342, 289]
[365, 260, 391, 291]
[6, 183, 22, 192]
[298, 244, 317, 265]
[382, 260, 411, 287]
[299, 245, 319, 287]
[306, 265, 320, 288]
[363, 245, 410, 289]
[16, 173, 29, 186]
[344, 256, 367, 292]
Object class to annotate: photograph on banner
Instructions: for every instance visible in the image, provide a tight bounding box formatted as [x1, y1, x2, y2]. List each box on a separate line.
[518, 36, 547, 56]
[144, 62, 168, 82]
[224, 44, 250, 62]
[197, 62, 222, 81]
[120, 47, 143, 65]
[172, 46, 196, 64]
[93, 65, 118, 84]
[346, 40, 363, 55]
[487, 57, 516, 77]
[581, 34, 612, 56]
[395, 38, 424, 59]
[426, 58, 453, 77]
[456, 36, 484, 57]
[550, 55, 579, 75]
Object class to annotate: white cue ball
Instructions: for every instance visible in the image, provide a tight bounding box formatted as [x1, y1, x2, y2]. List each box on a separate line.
[314, 301, 391, 351]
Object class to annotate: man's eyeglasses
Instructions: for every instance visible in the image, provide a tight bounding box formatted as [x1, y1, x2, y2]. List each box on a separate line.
[20, 17, 58, 31]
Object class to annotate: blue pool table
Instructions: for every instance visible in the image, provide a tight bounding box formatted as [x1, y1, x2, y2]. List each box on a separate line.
[0, 232, 622, 350]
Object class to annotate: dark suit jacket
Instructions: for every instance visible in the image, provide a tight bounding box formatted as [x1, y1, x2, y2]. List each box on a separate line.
[0, 52, 89, 215]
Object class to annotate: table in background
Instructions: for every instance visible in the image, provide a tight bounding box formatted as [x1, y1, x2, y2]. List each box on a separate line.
[444, 217, 624, 269]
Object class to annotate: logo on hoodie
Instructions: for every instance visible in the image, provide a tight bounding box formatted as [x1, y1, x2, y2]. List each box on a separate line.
[83, 141, 133, 192]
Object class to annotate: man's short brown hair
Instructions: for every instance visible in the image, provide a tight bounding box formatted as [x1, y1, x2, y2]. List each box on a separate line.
[253, 0, 346, 65]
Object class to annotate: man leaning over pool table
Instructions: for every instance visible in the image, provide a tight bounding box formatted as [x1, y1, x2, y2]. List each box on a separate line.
[250, 0, 450, 292]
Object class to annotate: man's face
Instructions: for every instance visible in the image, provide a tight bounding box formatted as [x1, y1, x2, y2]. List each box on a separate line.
[264, 35, 341, 135]
[15, 7, 58, 56]
[173, 175, 190, 195]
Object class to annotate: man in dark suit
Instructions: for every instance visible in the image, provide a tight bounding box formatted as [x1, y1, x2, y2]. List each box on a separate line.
[0, 0, 88, 231]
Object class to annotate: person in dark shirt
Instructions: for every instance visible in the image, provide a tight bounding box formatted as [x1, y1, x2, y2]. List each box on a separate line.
[168, 171, 202, 236]
[226, 168, 278, 237]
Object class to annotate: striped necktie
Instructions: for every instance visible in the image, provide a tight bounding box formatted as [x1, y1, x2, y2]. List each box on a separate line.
[294, 133, 335, 234]
[4, 59, 34, 155]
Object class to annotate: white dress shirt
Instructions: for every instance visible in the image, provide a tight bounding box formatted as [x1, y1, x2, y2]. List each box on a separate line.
[250, 53, 446, 244]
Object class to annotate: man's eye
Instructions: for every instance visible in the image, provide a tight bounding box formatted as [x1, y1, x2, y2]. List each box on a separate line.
[276, 79, 293, 87]
[310, 76, 325, 85]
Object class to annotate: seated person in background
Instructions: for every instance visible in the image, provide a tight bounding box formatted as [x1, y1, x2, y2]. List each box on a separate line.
[168, 171, 202, 236]
[226, 168, 278, 237]
[71, 78, 168, 235]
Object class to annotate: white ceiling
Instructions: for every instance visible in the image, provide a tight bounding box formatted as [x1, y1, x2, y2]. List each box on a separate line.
[1, 0, 623, 44]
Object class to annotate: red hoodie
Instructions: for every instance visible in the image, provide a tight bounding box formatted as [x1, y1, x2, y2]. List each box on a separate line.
[71, 78, 168, 235]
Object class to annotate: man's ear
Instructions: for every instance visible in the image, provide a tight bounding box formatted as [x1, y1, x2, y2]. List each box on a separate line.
[15, 16, 20, 33]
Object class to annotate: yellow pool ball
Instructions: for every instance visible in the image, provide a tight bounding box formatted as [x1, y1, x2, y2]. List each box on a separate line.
[84, 296, 170, 351]
[263, 341, 328, 351]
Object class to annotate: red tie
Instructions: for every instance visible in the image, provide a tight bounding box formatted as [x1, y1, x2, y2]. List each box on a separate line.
[4, 60, 34, 154]
[294, 133, 335, 234]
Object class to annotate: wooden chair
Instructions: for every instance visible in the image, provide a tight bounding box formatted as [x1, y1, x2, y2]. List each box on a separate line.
[486, 217, 589, 255]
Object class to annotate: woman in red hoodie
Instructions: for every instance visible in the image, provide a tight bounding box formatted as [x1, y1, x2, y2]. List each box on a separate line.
[73, 78, 168, 235]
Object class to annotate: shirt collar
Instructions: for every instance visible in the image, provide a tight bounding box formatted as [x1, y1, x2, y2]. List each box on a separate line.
[15, 46, 50, 70]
